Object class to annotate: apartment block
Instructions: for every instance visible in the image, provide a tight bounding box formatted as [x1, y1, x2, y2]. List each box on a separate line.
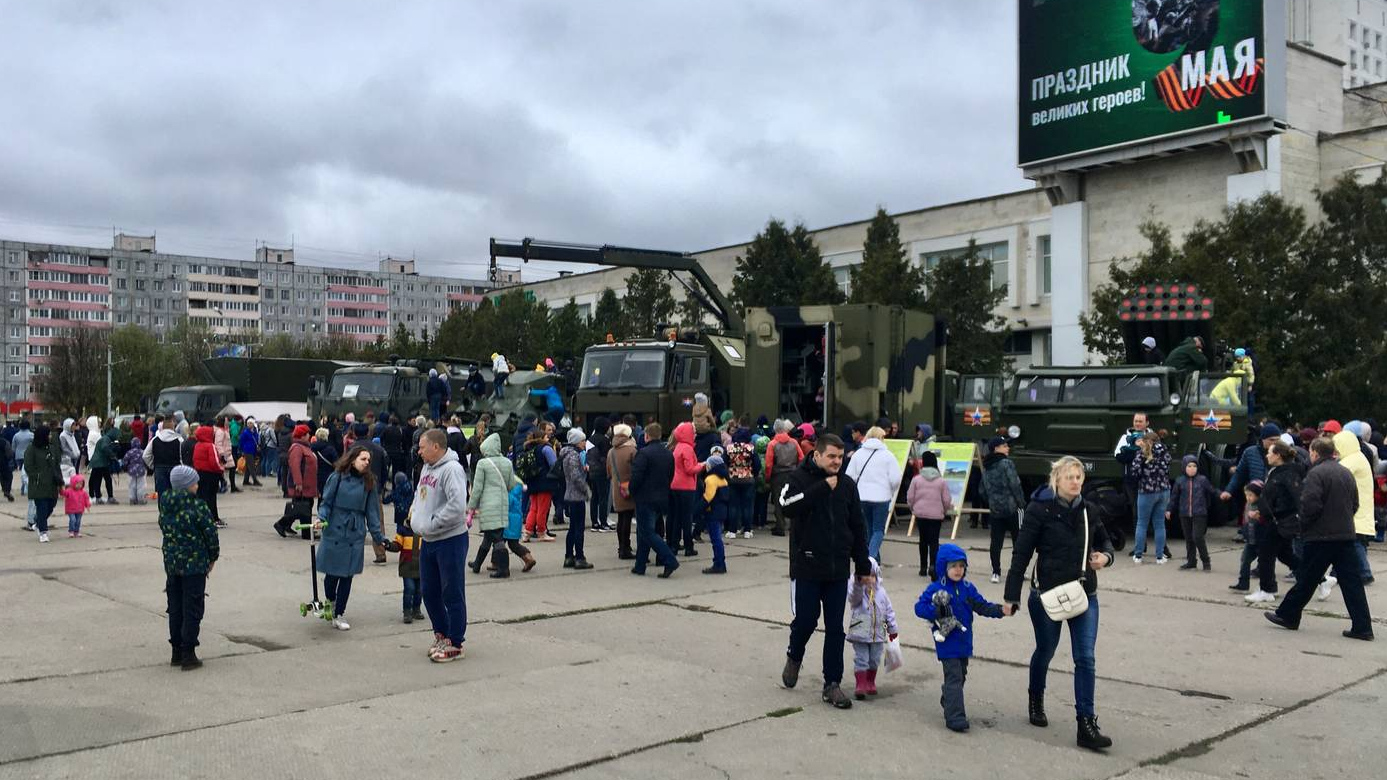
[0, 238, 490, 408]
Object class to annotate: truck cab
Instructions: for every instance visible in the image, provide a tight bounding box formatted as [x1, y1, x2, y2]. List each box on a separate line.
[153, 385, 234, 424]
[572, 340, 722, 430]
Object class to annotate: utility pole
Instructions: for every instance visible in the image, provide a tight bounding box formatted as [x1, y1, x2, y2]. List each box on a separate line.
[106, 343, 113, 419]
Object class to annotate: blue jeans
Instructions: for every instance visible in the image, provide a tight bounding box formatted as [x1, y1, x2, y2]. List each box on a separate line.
[861, 500, 890, 562]
[787, 578, 849, 688]
[1027, 590, 1099, 717]
[634, 502, 677, 573]
[261, 447, 279, 478]
[707, 516, 726, 569]
[730, 483, 755, 532]
[402, 577, 421, 612]
[1132, 490, 1169, 559]
[589, 476, 610, 528]
[428, 395, 443, 421]
[68, 513, 83, 534]
[32, 498, 56, 533]
[420, 533, 469, 646]
[565, 500, 586, 559]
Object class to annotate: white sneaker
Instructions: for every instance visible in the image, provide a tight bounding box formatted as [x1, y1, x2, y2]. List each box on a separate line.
[725, 531, 736, 539]
[1132, 556, 1143, 565]
[1315, 575, 1338, 602]
[1244, 590, 1276, 604]
[743, 530, 754, 539]
[1156, 556, 1168, 565]
[990, 573, 1001, 583]
[38, 532, 49, 543]
[331, 617, 351, 631]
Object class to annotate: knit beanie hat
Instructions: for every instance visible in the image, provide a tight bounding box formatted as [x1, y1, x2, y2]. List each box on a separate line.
[567, 428, 586, 445]
[293, 424, 310, 438]
[170, 465, 198, 491]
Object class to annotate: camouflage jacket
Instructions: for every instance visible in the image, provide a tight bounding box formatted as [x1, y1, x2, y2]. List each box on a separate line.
[158, 490, 220, 577]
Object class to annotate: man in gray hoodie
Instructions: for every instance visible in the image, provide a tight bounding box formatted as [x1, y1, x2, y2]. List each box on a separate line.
[412, 428, 471, 662]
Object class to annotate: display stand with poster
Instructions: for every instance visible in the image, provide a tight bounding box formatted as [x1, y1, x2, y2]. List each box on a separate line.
[884, 441, 983, 540]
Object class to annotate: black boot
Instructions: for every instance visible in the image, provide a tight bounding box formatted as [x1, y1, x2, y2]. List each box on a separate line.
[1028, 690, 1048, 727]
[1076, 716, 1112, 750]
[180, 648, 203, 671]
[170, 645, 183, 666]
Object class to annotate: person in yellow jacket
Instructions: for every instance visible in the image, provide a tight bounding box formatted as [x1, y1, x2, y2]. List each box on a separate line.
[1209, 371, 1245, 407]
[1332, 429, 1376, 589]
[1232, 348, 1255, 408]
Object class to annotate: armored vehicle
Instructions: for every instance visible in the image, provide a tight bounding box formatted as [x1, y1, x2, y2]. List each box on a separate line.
[309, 357, 564, 433]
[967, 286, 1247, 548]
[491, 239, 948, 433]
[154, 357, 358, 424]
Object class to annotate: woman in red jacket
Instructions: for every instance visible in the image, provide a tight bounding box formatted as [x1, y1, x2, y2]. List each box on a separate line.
[669, 422, 702, 557]
[192, 426, 225, 527]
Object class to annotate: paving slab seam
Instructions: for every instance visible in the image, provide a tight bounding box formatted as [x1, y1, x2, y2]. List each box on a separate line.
[661, 601, 1246, 700]
[1103, 585, 1387, 627]
[517, 710, 790, 780]
[1101, 664, 1387, 780]
[0, 667, 557, 769]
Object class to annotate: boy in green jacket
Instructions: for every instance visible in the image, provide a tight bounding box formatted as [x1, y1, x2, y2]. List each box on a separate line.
[160, 466, 219, 670]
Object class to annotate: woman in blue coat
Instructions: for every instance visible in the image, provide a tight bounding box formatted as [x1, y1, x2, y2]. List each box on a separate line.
[316, 445, 385, 631]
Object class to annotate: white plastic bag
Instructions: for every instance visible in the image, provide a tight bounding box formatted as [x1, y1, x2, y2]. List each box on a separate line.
[883, 637, 903, 673]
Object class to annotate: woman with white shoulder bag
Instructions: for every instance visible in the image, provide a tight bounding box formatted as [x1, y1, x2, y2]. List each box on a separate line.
[1004, 455, 1115, 752]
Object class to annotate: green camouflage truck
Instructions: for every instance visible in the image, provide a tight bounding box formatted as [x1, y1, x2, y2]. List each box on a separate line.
[309, 357, 565, 432]
[154, 357, 358, 424]
[958, 286, 1247, 549]
[491, 239, 949, 433]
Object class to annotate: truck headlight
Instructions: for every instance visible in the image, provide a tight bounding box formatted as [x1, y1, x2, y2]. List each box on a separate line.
[1169, 393, 1181, 406]
[1007, 425, 1021, 439]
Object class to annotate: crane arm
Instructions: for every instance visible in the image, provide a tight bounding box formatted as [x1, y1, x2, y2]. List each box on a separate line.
[489, 238, 743, 334]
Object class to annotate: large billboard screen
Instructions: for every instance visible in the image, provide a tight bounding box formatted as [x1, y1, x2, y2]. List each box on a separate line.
[1019, 1, 1278, 167]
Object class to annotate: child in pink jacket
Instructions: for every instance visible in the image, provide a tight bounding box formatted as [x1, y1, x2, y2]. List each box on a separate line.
[61, 474, 93, 538]
[906, 451, 953, 580]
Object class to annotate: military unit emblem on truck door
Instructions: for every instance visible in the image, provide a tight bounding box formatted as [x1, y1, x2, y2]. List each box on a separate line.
[1196, 409, 1231, 431]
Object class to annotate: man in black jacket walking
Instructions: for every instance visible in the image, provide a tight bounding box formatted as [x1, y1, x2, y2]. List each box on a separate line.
[628, 422, 678, 578]
[778, 434, 872, 709]
[1266, 437, 1374, 639]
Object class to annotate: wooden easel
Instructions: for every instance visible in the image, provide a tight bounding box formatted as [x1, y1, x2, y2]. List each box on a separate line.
[899, 441, 989, 540]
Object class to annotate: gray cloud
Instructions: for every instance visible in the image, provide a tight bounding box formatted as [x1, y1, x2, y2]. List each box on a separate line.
[0, 0, 1026, 279]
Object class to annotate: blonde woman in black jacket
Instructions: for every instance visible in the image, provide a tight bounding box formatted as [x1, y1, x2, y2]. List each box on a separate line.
[1005, 455, 1116, 751]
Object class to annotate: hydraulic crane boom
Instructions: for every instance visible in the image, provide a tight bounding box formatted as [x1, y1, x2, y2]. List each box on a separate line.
[489, 237, 744, 335]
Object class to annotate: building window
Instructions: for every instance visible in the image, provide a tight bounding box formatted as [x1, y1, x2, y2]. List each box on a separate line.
[1038, 235, 1052, 295]
[8, 365, 18, 377]
[1351, 22, 1358, 42]
[922, 240, 1009, 292]
[116, 259, 126, 271]
[116, 278, 128, 290]
[6, 291, 16, 303]
[153, 280, 163, 292]
[135, 260, 145, 273]
[1352, 50, 1359, 69]
[134, 279, 146, 291]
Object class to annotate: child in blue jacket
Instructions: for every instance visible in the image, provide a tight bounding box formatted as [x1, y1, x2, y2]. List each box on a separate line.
[915, 543, 1013, 732]
[1168, 455, 1216, 570]
[505, 483, 537, 572]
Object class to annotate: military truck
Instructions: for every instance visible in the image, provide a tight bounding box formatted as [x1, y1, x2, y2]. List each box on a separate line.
[154, 357, 358, 424]
[962, 286, 1246, 549]
[490, 239, 949, 433]
[309, 356, 565, 432]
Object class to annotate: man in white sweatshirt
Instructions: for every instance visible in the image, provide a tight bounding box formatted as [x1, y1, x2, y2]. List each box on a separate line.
[412, 429, 470, 662]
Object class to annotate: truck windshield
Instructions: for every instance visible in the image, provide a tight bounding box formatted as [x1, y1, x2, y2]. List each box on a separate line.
[329, 373, 394, 400]
[960, 377, 995, 404]
[154, 391, 201, 415]
[580, 350, 667, 390]
[1114, 376, 1164, 404]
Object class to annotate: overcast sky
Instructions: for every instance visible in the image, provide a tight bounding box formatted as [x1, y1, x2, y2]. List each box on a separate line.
[0, 1, 1026, 281]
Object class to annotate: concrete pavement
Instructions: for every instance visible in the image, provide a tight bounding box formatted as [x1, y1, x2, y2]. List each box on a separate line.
[1, 485, 1383, 779]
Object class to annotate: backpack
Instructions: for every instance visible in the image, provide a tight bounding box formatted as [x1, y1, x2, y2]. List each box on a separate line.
[546, 448, 567, 483]
[727, 442, 754, 482]
[516, 442, 546, 482]
[772, 441, 799, 473]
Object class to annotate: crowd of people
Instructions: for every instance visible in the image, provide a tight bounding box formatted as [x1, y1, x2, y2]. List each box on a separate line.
[8, 391, 1380, 751]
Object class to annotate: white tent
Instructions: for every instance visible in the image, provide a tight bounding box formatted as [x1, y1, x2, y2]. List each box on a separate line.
[215, 401, 309, 424]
